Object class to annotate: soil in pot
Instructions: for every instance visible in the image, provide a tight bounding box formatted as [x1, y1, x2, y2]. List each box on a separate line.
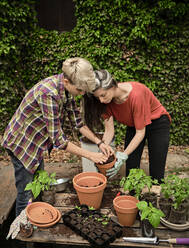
[95, 154, 116, 176]
[182, 199, 189, 221]
[62, 205, 123, 247]
[158, 197, 173, 220]
[19, 223, 33, 238]
[140, 192, 157, 207]
[41, 189, 55, 205]
[141, 219, 155, 237]
[169, 205, 187, 224]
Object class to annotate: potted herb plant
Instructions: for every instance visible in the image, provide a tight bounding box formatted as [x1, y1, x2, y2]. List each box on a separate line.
[159, 175, 174, 219]
[120, 168, 158, 204]
[165, 175, 189, 224]
[137, 201, 165, 237]
[25, 170, 57, 204]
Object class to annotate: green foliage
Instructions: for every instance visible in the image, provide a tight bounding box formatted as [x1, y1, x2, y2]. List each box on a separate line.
[120, 168, 158, 199]
[137, 201, 165, 228]
[160, 174, 189, 209]
[0, 0, 189, 145]
[24, 170, 57, 199]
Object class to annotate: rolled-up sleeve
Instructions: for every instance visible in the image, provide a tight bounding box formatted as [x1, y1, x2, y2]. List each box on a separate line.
[38, 93, 68, 149]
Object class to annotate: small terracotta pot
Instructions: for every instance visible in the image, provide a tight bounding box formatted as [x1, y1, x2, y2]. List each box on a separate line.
[73, 172, 107, 209]
[113, 195, 139, 226]
[95, 156, 116, 176]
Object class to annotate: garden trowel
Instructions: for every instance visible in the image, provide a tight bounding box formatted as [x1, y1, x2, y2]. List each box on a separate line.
[123, 236, 189, 245]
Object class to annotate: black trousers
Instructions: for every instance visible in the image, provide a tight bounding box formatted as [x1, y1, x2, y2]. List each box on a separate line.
[124, 115, 170, 183]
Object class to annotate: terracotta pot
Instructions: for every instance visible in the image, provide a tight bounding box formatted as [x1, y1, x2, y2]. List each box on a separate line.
[73, 172, 107, 209]
[113, 195, 139, 226]
[95, 155, 116, 176]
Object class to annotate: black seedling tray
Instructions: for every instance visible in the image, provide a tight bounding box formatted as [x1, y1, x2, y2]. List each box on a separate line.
[62, 205, 123, 247]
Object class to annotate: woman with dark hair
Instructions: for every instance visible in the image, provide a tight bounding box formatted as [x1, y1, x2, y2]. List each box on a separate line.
[83, 70, 171, 182]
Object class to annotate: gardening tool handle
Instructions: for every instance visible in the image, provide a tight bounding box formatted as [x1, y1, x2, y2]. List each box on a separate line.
[168, 238, 189, 244]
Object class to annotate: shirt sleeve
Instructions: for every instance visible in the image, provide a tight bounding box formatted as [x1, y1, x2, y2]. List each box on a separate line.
[38, 93, 68, 149]
[66, 95, 84, 130]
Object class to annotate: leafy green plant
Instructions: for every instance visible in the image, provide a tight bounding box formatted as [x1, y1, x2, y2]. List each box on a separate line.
[160, 175, 175, 199]
[88, 206, 95, 210]
[25, 170, 57, 199]
[120, 168, 158, 199]
[161, 174, 189, 209]
[137, 201, 165, 228]
[75, 205, 82, 210]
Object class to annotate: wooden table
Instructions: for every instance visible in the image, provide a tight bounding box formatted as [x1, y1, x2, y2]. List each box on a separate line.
[17, 182, 189, 248]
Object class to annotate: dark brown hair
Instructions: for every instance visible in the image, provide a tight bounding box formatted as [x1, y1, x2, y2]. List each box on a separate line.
[83, 94, 106, 132]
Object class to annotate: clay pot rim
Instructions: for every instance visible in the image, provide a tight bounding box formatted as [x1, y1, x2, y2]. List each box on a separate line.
[160, 217, 189, 231]
[73, 172, 107, 193]
[95, 156, 116, 168]
[113, 195, 139, 212]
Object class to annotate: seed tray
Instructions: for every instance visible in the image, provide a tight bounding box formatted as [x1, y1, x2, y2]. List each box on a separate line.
[62, 205, 122, 247]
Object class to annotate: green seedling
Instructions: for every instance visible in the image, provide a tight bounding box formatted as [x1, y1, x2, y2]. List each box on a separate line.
[120, 168, 158, 199]
[25, 170, 57, 199]
[137, 201, 165, 228]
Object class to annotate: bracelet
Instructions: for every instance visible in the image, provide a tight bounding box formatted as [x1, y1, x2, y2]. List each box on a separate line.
[97, 140, 104, 147]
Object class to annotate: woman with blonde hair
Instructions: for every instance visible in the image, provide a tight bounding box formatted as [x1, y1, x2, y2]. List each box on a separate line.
[2, 58, 113, 216]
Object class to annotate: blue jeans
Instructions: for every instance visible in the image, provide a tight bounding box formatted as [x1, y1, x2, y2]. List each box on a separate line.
[124, 115, 170, 183]
[7, 150, 44, 216]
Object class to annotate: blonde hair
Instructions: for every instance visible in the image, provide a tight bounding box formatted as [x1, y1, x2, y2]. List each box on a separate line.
[62, 57, 96, 92]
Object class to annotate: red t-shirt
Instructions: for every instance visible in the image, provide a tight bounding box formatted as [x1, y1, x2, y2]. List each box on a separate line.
[102, 81, 171, 130]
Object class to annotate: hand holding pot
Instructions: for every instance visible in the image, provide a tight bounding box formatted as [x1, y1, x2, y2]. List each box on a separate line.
[106, 151, 128, 178]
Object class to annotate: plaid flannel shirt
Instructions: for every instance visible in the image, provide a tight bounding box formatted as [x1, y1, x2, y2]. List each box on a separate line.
[2, 73, 84, 173]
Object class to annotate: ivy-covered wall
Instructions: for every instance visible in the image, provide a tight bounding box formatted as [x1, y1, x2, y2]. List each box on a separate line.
[0, 0, 189, 145]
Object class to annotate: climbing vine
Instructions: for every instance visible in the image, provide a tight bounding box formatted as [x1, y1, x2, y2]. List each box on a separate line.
[0, 0, 188, 145]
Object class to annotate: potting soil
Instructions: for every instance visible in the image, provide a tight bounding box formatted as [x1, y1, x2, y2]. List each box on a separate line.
[62, 204, 123, 247]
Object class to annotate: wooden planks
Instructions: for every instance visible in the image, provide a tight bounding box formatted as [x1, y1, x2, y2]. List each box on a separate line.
[17, 190, 189, 248]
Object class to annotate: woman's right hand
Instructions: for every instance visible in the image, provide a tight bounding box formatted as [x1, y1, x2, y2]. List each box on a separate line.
[88, 152, 108, 164]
